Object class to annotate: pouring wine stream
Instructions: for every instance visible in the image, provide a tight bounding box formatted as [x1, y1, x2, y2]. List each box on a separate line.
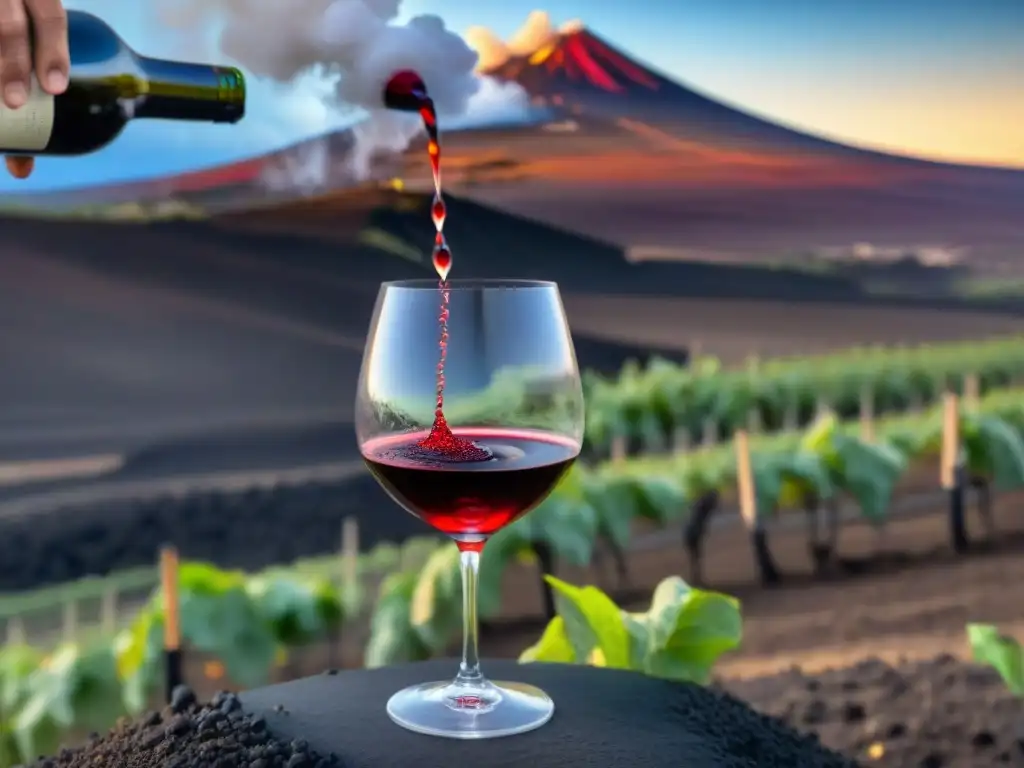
[383, 71, 490, 463]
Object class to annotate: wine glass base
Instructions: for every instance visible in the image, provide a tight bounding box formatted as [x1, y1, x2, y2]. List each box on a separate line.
[386, 679, 554, 739]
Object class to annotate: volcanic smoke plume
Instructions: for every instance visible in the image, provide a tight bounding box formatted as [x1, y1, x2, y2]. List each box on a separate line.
[151, 0, 530, 186]
[156, 0, 482, 114]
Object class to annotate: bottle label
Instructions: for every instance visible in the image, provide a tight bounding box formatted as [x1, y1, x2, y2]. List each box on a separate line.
[0, 76, 55, 151]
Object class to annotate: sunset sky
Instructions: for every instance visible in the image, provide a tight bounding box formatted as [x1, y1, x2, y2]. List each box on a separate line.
[4, 0, 1021, 190]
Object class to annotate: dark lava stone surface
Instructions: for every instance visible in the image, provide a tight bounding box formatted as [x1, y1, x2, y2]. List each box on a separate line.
[237, 659, 856, 768]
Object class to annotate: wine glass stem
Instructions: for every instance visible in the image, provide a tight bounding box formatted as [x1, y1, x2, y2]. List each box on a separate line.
[456, 547, 483, 685]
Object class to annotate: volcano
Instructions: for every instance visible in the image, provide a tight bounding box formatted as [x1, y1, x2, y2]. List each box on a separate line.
[474, 18, 861, 157]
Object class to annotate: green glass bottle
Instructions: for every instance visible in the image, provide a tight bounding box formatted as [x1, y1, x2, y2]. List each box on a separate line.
[0, 10, 246, 156]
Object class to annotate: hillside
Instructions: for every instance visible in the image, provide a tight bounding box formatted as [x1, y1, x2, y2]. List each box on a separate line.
[0, 189, 711, 473]
[211, 188, 871, 298]
[2, 183, 1023, 509]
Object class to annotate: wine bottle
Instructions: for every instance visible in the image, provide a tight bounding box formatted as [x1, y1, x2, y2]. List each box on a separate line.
[0, 10, 246, 156]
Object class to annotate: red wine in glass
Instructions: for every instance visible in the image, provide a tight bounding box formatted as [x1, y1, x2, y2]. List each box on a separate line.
[362, 427, 577, 546]
[382, 70, 488, 462]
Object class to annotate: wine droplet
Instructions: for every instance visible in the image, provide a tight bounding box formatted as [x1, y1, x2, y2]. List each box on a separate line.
[431, 195, 446, 231]
[433, 243, 452, 281]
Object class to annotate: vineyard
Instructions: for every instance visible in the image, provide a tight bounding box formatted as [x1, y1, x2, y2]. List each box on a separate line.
[3, 336, 1024, 593]
[4, 336, 1024, 765]
[580, 336, 1024, 454]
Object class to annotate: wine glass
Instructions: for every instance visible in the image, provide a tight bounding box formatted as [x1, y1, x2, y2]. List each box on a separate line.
[356, 279, 585, 739]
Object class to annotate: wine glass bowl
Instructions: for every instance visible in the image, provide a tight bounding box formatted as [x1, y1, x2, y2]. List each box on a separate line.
[356, 279, 584, 738]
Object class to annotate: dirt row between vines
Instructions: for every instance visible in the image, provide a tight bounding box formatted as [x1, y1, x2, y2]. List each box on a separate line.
[724, 654, 1024, 767]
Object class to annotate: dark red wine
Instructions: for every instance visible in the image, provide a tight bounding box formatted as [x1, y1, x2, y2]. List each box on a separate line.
[361, 428, 580, 542]
[383, 70, 486, 460]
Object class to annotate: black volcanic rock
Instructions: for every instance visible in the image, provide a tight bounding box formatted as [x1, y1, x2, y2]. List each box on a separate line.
[25, 688, 347, 768]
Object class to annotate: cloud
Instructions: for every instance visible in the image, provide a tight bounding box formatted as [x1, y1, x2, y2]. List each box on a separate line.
[147, 0, 507, 118]
[446, 76, 532, 129]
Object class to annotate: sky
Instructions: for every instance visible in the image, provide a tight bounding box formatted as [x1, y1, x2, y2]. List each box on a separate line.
[6, 0, 1022, 191]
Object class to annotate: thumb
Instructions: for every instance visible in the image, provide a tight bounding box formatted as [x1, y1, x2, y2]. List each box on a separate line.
[5, 156, 34, 179]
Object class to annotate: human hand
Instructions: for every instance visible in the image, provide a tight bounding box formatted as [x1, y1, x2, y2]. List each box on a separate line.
[1, 0, 70, 178]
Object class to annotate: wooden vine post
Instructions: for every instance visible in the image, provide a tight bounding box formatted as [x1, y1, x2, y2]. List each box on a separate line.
[859, 384, 875, 442]
[963, 373, 980, 413]
[160, 545, 183, 703]
[734, 430, 779, 585]
[734, 430, 757, 529]
[940, 393, 968, 554]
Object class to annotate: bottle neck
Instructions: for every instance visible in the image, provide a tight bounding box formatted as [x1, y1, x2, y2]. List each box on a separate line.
[132, 57, 245, 124]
